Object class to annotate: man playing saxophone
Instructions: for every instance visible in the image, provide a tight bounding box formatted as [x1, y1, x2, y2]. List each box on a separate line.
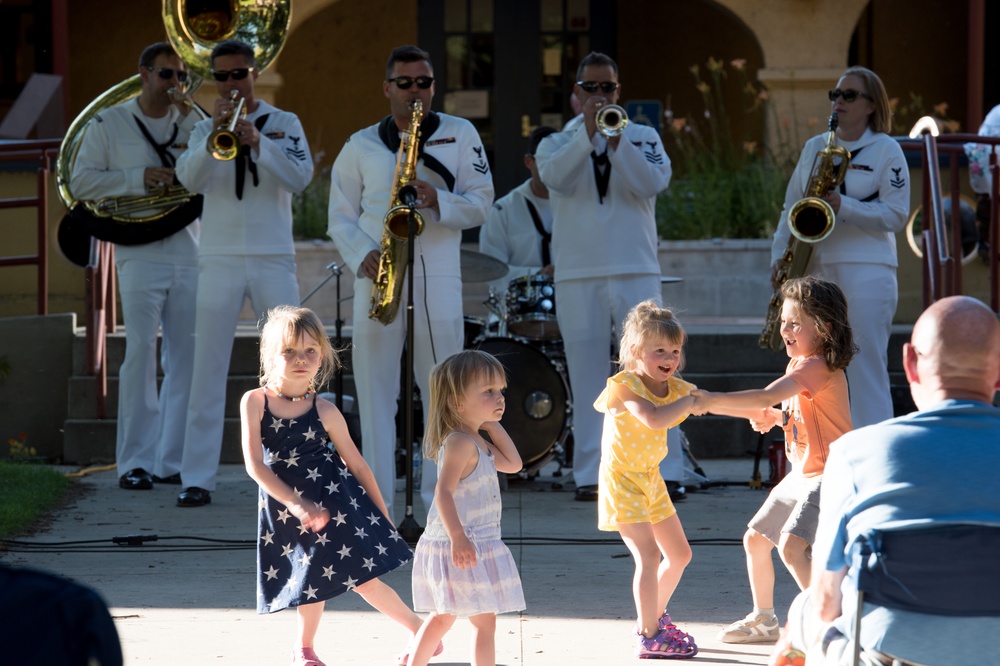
[70, 41, 200, 493]
[767, 67, 909, 433]
[327, 45, 494, 520]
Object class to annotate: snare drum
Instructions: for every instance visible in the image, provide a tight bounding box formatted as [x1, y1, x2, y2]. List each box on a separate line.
[506, 275, 560, 341]
[473, 336, 571, 467]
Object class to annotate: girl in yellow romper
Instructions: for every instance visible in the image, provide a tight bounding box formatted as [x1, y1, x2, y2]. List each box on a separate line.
[595, 300, 699, 659]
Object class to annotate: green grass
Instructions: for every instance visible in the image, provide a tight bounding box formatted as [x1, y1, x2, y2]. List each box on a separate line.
[0, 461, 71, 540]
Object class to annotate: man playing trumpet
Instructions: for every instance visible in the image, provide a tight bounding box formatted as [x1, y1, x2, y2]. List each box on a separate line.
[174, 39, 314, 508]
[534, 52, 673, 503]
[70, 41, 200, 492]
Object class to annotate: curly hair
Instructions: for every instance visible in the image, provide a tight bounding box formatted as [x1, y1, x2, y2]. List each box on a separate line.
[780, 276, 858, 371]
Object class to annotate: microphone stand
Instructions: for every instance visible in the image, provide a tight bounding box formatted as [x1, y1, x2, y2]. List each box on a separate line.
[396, 185, 423, 543]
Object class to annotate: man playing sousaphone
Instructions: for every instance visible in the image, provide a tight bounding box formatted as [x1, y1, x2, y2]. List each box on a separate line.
[174, 39, 314, 508]
[71, 41, 201, 493]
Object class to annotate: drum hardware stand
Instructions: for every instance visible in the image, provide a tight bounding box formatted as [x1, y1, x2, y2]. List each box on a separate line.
[396, 185, 423, 544]
[301, 261, 350, 412]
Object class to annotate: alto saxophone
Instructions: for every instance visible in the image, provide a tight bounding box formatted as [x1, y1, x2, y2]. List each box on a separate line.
[759, 113, 851, 351]
[369, 100, 426, 325]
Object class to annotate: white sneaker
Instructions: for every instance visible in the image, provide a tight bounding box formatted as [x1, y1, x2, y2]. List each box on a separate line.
[717, 612, 780, 644]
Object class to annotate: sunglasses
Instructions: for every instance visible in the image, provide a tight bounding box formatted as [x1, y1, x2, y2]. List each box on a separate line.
[577, 81, 619, 93]
[212, 68, 254, 82]
[387, 76, 434, 90]
[828, 88, 873, 103]
[146, 66, 188, 83]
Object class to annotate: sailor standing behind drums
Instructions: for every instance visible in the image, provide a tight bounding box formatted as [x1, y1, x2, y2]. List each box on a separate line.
[327, 45, 493, 522]
[479, 125, 558, 298]
[534, 52, 672, 502]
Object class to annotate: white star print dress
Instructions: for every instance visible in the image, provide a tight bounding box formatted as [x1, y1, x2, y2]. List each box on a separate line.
[256, 395, 412, 613]
[410, 441, 525, 617]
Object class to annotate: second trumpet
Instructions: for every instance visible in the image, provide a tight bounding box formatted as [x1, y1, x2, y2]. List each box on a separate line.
[596, 104, 629, 137]
[207, 90, 246, 161]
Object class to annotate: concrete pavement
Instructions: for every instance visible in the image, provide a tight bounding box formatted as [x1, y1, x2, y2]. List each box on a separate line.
[1, 459, 800, 664]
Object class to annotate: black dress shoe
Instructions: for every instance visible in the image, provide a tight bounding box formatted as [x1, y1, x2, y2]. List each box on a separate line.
[119, 468, 153, 490]
[152, 473, 182, 485]
[177, 487, 211, 507]
[666, 480, 687, 502]
[574, 484, 599, 502]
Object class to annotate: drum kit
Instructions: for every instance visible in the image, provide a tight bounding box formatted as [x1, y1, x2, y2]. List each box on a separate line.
[460, 249, 572, 477]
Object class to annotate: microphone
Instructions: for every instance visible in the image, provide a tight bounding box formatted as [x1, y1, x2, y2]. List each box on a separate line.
[398, 185, 418, 207]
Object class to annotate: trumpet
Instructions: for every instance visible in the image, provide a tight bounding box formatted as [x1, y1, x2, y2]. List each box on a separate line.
[207, 90, 246, 161]
[596, 104, 629, 137]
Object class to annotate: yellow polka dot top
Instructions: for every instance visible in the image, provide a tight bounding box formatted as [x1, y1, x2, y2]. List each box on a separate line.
[594, 371, 697, 472]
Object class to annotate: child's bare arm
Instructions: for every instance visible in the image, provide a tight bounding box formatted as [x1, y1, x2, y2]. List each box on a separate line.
[240, 390, 329, 532]
[434, 434, 479, 569]
[480, 421, 522, 474]
[691, 374, 804, 416]
[614, 383, 694, 431]
[316, 397, 393, 524]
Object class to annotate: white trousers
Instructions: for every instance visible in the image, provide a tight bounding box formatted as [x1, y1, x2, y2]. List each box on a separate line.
[659, 427, 683, 482]
[179, 254, 299, 491]
[350, 274, 464, 522]
[115, 257, 198, 478]
[555, 274, 661, 488]
[810, 260, 897, 428]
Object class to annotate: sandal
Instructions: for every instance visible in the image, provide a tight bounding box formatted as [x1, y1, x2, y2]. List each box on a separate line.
[636, 626, 698, 660]
[395, 639, 444, 666]
[292, 647, 326, 666]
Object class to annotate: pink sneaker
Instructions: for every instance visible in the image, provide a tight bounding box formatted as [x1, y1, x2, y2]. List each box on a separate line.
[292, 647, 326, 666]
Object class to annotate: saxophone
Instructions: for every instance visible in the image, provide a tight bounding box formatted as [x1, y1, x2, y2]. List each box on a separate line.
[759, 113, 851, 351]
[369, 100, 426, 324]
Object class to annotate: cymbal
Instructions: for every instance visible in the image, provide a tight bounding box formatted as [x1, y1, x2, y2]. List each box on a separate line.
[460, 249, 508, 283]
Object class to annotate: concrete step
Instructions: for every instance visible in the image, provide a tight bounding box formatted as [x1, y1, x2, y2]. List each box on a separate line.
[63, 417, 245, 466]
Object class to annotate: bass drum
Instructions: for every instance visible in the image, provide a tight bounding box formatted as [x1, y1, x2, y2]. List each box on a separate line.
[473, 336, 571, 468]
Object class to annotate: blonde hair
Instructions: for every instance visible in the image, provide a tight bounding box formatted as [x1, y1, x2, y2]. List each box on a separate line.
[841, 66, 892, 134]
[258, 305, 339, 389]
[424, 350, 506, 461]
[618, 300, 687, 374]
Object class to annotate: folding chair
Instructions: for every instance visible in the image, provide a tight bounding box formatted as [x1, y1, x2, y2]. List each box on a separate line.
[852, 523, 1000, 666]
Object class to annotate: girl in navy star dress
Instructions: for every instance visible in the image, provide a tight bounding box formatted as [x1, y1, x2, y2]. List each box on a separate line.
[241, 305, 430, 666]
[407, 350, 526, 666]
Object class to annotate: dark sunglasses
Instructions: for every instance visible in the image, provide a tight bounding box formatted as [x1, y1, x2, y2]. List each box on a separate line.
[387, 76, 434, 90]
[577, 81, 619, 93]
[146, 66, 188, 83]
[828, 88, 873, 103]
[212, 67, 254, 82]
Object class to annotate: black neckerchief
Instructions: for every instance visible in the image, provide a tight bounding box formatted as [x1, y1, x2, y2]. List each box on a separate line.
[377, 111, 455, 192]
[133, 114, 179, 170]
[591, 150, 611, 203]
[524, 198, 551, 266]
[235, 113, 270, 200]
[836, 145, 878, 202]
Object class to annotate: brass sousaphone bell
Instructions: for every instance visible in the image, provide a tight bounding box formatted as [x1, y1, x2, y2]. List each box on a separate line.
[55, 0, 291, 264]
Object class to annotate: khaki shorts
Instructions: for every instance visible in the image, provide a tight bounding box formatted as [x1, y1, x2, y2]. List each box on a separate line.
[748, 471, 822, 545]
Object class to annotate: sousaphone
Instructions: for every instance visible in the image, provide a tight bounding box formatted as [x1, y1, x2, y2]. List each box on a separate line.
[56, 0, 291, 265]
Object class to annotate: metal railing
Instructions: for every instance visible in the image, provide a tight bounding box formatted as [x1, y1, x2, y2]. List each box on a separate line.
[0, 139, 61, 314]
[897, 132, 1000, 312]
[85, 239, 116, 419]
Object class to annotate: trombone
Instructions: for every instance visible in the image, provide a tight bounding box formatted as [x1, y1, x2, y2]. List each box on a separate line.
[207, 90, 246, 161]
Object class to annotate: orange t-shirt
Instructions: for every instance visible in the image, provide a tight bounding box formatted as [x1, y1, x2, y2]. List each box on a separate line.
[781, 355, 852, 477]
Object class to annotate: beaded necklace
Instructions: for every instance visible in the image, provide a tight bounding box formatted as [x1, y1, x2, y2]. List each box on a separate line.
[267, 385, 313, 402]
